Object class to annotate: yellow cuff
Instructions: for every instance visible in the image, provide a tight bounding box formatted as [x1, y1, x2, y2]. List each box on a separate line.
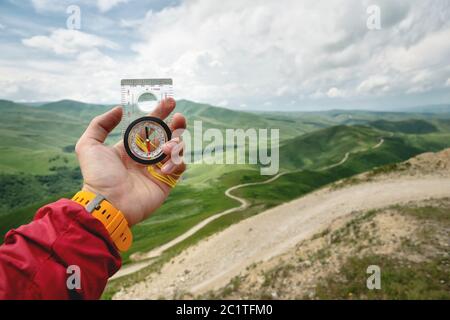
[72, 190, 133, 252]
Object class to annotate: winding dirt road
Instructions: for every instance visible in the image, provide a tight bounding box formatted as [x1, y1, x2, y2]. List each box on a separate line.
[111, 138, 384, 280]
[114, 173, 450, 299]
[111, 171, 291, 279]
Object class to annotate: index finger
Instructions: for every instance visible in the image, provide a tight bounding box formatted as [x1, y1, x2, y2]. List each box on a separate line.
[149, 97, 176, 120]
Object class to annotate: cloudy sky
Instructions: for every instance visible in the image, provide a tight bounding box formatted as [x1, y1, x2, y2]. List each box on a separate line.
[0, 0, 449, 110]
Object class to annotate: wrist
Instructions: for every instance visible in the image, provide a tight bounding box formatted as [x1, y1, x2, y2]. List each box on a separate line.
[72, 189, 133, 252]
[82, 184, 124, 216]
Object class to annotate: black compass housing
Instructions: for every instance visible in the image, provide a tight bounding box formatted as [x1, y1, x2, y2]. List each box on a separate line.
[123, 116, 172, 165]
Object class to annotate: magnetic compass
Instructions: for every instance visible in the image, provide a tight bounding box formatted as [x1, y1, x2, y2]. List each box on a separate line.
[123, 116, 172, 165]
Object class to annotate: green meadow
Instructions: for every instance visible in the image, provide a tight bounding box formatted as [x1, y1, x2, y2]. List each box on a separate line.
[1, 99, 450, 266]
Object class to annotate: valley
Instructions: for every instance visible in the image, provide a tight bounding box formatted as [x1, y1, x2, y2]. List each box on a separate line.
[0, 99, 449, 299]
[113, 148, 450, 299]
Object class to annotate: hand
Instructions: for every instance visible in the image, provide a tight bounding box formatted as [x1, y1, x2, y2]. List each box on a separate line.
[75, 98, 186, 226]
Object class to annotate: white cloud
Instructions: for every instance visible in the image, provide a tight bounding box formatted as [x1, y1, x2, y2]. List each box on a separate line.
[0, 23, 5, 30]
[126, 0, 450, 108]
[22, 29, 118, 55]
[357, 76, 390, 94]
[97, 0, 128, 12]
[30, 0, 128, 13]
[31, 0, 55, 11]
[0, 48, 120, 103]
[327, 87, 346, 98]
[3, 0, 450, 109]
[30, 0, 68, 12]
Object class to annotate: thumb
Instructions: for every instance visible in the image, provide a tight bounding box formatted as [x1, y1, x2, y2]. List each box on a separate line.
[77, 106, 123, 148]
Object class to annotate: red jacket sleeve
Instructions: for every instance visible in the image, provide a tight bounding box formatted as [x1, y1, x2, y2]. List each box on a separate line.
[0, 199, 122, 300]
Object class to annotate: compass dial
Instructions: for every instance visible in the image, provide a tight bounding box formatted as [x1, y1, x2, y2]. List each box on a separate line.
[124, 116, 172, 165]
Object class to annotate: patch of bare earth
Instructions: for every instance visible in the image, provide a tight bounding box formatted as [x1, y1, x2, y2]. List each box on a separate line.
[332, 148, 450, 190]
[113, 148, 450, 299]
[202, 197, 450, 299]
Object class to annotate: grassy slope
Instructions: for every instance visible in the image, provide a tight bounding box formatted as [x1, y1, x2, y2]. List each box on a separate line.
[103, 130, 450, 298]
[369, 119, 438, 134]
[104, 128, 450, 294]
[0, 99, 323, 258]
[2, 99, 450, 270]
[0, 100, 106, 174]
[176, 100, 310, 139]
[314, 203, 450, 299]
[3, 120, 450, 262]
[237, 132, 450, 208]
[279, 125, 382, 169]
[0, 99, 329, 175]
[205, 201, 450, 300]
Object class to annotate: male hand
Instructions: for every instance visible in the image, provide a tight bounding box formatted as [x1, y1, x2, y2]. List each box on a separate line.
[75, 98, 186, 226]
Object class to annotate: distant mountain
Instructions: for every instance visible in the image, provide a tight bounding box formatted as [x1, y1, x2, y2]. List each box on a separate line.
[22, 102, 51, 107]
[397, 104, 450, 114]
[38, 99, 112, 119]
[40, 99, 112, 110]
[279, 125, 383, 169]
[0, 100, 28, 109]
[369, 119, 438, 134]
[176, 100, 318, 139]
[1, 98, 450, 175]
[2, 98, 450, 255]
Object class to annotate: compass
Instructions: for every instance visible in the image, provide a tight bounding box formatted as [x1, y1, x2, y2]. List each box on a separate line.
[123, 116, 172, 165]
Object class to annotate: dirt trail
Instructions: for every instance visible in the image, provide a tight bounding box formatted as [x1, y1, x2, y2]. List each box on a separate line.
[373, 138, 384, 149]
[112, 138, 384, 280]
[112, 171, 290, 279]
[113, 175, 450, 299]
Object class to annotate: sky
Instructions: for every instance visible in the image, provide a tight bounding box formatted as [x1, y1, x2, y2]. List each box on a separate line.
[0, 0, 449, 111]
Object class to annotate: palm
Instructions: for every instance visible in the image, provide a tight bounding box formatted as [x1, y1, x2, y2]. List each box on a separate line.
[76, 99, 185, 226]
[80, 143, 169, 226]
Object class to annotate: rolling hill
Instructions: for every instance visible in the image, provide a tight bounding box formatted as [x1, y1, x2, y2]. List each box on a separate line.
[279, 125, 383, 170]
[2, 98, 450, 271]
[369, 119, 438, 134]
[112, 148, 450, 299]
[196, 148, 450, 300]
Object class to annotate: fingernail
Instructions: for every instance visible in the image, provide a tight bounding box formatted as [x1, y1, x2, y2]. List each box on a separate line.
[167, 98, 175, 108]
[161, 161, 174, 173]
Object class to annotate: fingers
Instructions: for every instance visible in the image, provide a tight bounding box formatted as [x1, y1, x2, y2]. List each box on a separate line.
[160, 112, 187, 172]
[77, 106, 123, 149]
[169, 112, 187, 138]
[150, 97, 176, 120]
[161, 138, 185, 174]
[162, 137, 179, 154]
[161, 159, 186, 175]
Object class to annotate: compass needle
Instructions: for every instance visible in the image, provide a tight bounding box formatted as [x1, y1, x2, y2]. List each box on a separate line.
[124, 117, 171, 165]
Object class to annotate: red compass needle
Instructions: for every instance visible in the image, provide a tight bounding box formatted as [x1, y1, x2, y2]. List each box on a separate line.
[145, 126, 151, 156]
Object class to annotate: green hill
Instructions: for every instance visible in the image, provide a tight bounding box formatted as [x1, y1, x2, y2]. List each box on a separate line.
[0, 100, 91, 174]
[235, 133, 448, 209]
[279, 125, 383, 169]
[39, 99, 111, 118]
[175, 100, 325, 140]
[0, 99, 331, 174]
[2, 98, 450, 265]
[370, 119, 438, 134]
